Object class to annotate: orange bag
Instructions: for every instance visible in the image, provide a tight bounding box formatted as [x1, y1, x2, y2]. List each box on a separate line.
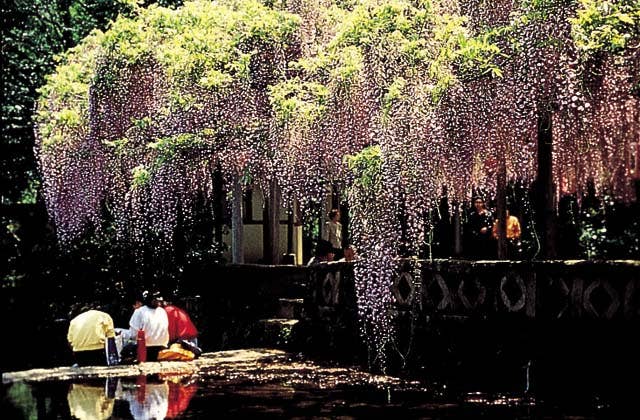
[157, 343, 195, 361]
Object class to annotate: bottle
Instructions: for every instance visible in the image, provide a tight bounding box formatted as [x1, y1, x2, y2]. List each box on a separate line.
[106, 335, 120, 366]
[136, 329, 147, 363]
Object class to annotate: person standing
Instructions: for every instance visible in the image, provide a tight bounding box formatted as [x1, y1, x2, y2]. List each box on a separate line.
[67, 307, 116, 367]
[322, 208, 343, 260]
[466, 196, 495, 259]
[492, 209, 522, 258]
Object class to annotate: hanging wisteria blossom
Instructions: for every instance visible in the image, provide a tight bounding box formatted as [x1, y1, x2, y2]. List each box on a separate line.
[35, 0, 639, 371]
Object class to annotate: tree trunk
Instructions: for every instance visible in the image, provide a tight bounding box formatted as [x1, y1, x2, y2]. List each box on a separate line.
[262, 180, 281, 264]
[496, 159, 508, 259]
[213, 165, 224, 246]
[537, 110, 557, 258]
[453, 201, 463, 256]
[231, 175, 244, 264]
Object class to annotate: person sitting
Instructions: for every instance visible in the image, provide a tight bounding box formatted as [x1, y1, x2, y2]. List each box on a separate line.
[67, 305, 116, 367]
[307, 239, 335, 266]
[122, 290, 169, 362]
[161, 295, 201, 357]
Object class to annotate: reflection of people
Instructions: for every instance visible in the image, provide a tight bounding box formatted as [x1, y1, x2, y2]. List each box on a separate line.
[492, 209, 522, 257]
[163, 375, 199, 419]
[67, 380, 115, 420]
[322, 209, 343, 259]
[118, 376, 169, 420]
[122, 291, 169, 362]
[67, 308, 116, 366]
[466, 196, 495, 259]
[307, 239, 335, 266]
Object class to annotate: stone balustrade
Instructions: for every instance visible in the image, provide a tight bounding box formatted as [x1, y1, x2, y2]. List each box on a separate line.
[307, 259, 640, 321]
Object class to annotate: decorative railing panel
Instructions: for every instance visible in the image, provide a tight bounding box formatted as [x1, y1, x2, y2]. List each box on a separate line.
[310, 260, 640, 321]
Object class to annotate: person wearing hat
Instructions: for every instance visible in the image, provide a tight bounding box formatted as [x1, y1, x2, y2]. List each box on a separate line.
[122, 290, 169, 361]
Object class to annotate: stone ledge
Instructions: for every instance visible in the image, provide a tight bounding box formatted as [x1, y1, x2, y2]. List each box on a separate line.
[2, 348, 288, 385]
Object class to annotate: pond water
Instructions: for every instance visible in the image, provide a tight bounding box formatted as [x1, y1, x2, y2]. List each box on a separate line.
[1, 349, 629, 419]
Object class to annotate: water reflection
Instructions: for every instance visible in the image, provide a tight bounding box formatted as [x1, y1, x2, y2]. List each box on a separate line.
[3, 375, 199, 420]
[2, 348, 630, 419]
[67, 375, 198, 420]
[67, 379, 116, 420]
[116, 375, 198, 420]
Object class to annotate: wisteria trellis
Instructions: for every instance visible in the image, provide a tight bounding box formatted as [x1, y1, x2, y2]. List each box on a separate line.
[35, 0, 639, 370]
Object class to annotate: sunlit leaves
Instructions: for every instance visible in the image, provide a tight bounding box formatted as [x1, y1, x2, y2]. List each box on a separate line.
[269, 79, 330, 123]
[345, 145, 382, 189]
[131, 165, 151, 188]
[570, 0, 640, 56]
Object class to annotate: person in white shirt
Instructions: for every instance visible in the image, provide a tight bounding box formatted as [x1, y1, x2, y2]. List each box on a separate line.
[322, 209, 343, 259]
[122, 290, 169, 361]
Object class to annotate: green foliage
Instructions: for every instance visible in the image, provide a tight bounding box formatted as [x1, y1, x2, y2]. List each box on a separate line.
[97, 0, 301, 90]
[268, 79, 330, 123]
[126, 131, 210, 187]
[282, 0, 505, 117]
[382, 76, 407, 121]
[131, 165, 151, 188]
[345, 145, 382, 190]
[18, 179, 40, 205]
[570, 0, 640, 56]
[36, 30, 105, 149]
[453, 29, 504, 79]
[103, 137, 130, 155]
[2, 0, 149, 203]
[578, 195, 640, 259]
[148, 132, 206, 165]
[36, 0, 304, 157]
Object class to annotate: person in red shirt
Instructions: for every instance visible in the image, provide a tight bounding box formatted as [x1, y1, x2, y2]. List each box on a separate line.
[160, 296, 200, 357]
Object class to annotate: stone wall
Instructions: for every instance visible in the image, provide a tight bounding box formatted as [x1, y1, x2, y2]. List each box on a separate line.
[304, 259, 640, 395]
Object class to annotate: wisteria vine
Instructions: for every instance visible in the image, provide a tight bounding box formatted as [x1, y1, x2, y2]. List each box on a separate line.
[35, 0, 639, 371]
